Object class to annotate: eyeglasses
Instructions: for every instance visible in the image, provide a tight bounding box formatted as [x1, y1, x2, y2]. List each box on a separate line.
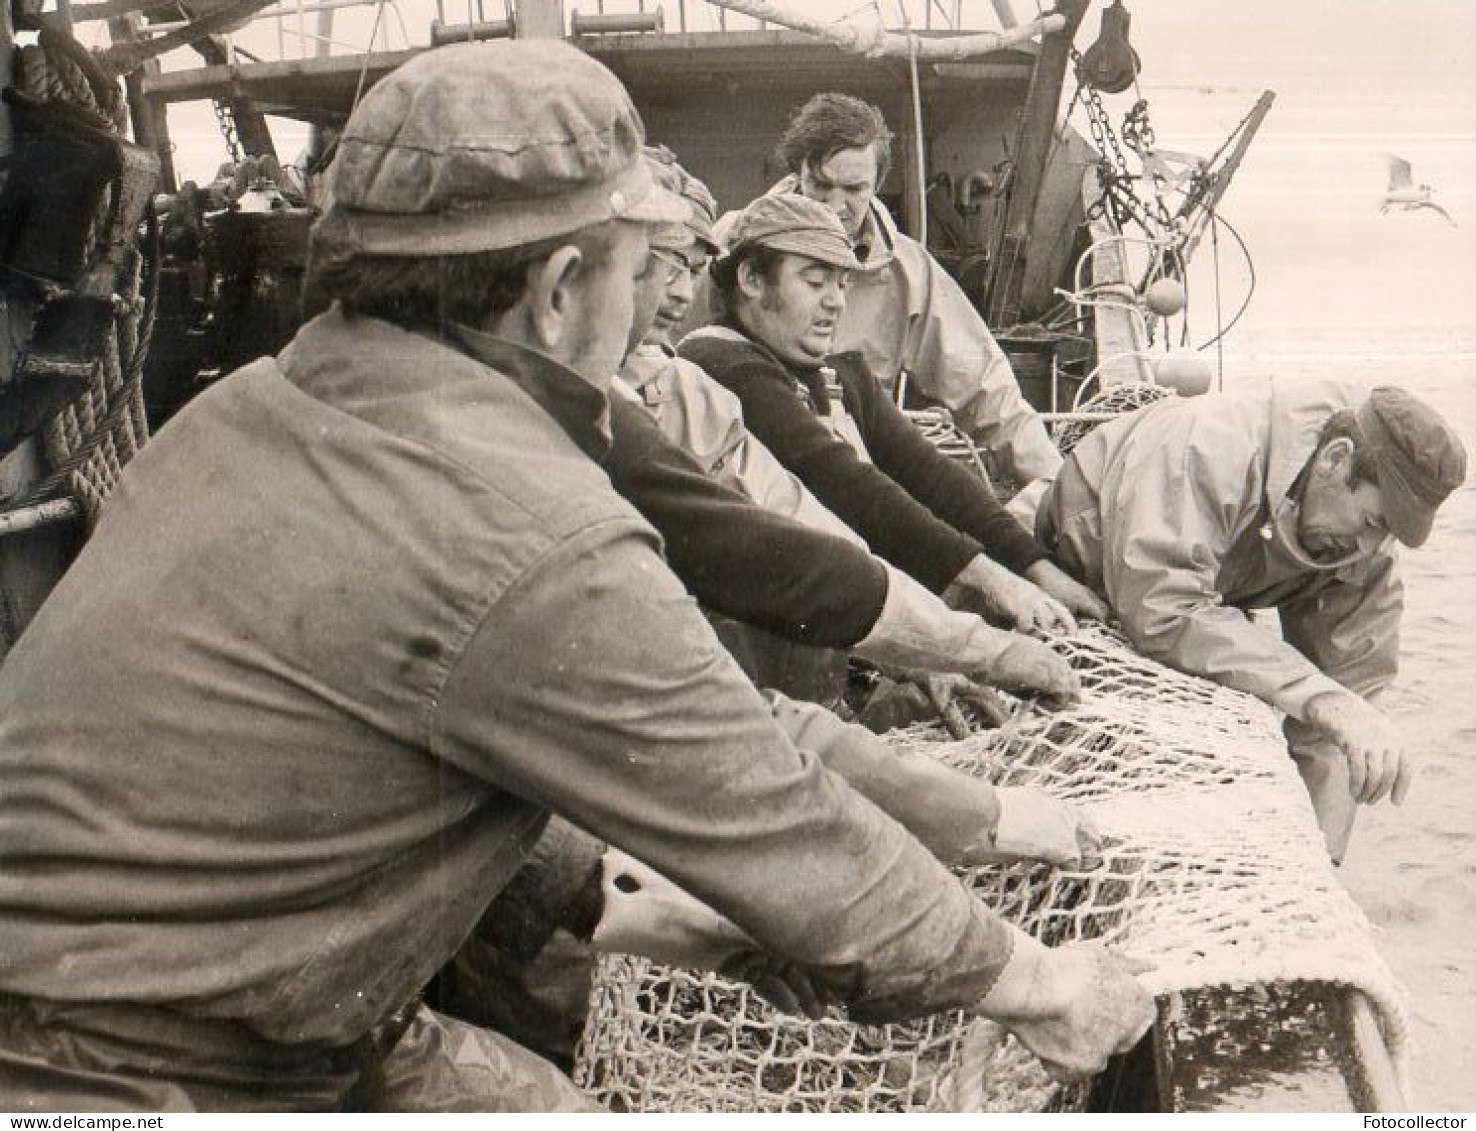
[648, 246, 709, 283]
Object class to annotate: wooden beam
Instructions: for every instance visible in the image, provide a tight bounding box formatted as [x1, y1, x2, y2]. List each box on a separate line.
[984, 0, 1087, 328]
[66, 0, 184, 24]
[109, 10, 177, 189]
[1081, 166, 1151, 390]
[96, 0, 279, 73]
[702, 0, 1064, 61]
[1345, 991, 1408, 1112]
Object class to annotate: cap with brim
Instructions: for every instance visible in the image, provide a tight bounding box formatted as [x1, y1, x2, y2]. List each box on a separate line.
[722, 193, 863, 271]
[642, 148, 720, 256]
[309, 40, 687, 268]
[1355, 385, 1467, 548]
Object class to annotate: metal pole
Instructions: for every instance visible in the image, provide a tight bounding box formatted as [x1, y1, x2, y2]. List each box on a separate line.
[0, 499, 82, 538]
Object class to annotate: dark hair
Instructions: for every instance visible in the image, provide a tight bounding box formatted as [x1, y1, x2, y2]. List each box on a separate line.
[1316, 408, 1380, 486]
[709, 244, 787, 318]
[306, 223, 621, 330]
[776, 93, 893, 184]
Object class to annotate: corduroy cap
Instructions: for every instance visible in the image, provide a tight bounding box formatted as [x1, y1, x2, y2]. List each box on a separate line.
[645, 146, 720, 253]
[1355, 385, 1466, 547]
[309, 40, 687, 268]
[720, 193, 863, 271]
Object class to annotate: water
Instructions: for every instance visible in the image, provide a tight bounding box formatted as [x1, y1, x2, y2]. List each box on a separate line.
[1214, 325, 1476, 1112]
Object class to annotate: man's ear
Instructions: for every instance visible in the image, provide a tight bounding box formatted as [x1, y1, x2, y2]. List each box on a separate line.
[1316, 436, 1356, 477]
[736, 259, 765, 303]
[525, 245, 585, 354]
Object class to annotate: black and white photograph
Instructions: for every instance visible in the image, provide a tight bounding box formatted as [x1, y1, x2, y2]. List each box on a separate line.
[0, 0, 1470, 1116]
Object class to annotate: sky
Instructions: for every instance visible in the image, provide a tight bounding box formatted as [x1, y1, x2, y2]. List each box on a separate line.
[137, 0, 1476, 337]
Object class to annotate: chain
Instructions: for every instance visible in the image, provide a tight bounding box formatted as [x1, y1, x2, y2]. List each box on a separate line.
[1070, 51, 1179, 244]
[213, 97, 242, 165]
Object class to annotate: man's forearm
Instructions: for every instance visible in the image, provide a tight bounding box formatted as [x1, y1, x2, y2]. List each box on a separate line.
[853, 566, 1018, 675]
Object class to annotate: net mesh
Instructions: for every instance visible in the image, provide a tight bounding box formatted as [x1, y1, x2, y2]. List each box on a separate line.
[573, 625, 1410, 1112]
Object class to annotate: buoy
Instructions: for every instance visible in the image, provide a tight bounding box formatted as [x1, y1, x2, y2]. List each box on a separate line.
[1154, 352, 1213, 396]
[1144, 277, 1187, 317]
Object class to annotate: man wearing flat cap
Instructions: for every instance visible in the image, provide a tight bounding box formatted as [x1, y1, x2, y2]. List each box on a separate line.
[1034, 379, 1467, 860]
[682, 194, 1108, 639]
[0, 41, 1153, 1110]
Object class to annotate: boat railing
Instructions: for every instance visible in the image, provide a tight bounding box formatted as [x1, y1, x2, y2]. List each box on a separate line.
[80, 0, 1025, 70]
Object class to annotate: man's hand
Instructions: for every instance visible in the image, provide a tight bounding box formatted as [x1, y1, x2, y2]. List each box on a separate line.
[967, 786, 1102, 868]
[592, 849, 829, 1018]
[991, 639, 1080, 709]
[944, 556, 1077, 636]
[921, 672, 1011, 737]
[976, 933, 1156, 1080]
[1024, 561, 1112, 624]
[1305, 690, 1413, 805]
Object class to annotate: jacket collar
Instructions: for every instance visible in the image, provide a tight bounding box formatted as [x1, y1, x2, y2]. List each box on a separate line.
[447, 324, 613, 461]
[1261, 377, 1390, 571]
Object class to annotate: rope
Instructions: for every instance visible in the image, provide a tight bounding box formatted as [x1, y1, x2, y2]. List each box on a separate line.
[3, 26, 153, 528]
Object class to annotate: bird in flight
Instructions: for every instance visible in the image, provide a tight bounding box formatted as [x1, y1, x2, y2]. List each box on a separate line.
[1381, 154, 1456, 226]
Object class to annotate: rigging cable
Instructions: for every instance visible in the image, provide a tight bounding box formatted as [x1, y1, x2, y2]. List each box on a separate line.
[1193, 203, 1256, 356]
[894, 0, 928, 248]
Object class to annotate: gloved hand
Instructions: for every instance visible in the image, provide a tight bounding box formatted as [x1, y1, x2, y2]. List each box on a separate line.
[991, 638, 1080, 709]
[1024, 560, 1113, 625]
[591, 849, 828, 1018]
[945, 555, 1078, 636]
[921, 672, 1010, 737]
[975, 927, 1156, 1080]
[961, 786, 1102, 868]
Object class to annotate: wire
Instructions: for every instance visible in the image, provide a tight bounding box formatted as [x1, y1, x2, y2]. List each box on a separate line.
[1192, 204, 1256, 355]
[894, 0, 928, 248]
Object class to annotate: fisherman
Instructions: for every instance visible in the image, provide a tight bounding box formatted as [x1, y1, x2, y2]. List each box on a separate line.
[613, 148, 1072, 710]
[0, 42, 1154, 1110]
[691, 92, 1061, 485]
[680, 193, 1108, 634]
[1032, 380, 1467, 860]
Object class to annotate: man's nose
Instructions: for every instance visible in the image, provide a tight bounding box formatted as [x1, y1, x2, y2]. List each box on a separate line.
[669, 269, 694, 305]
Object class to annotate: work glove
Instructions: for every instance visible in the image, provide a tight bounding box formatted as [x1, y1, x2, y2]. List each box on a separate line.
[1024, 560, 1114, 624]
[961, 786, 1103, 869]
[990, 638, 1080, 709]
[974, 927, 1156, 1080]
[591, 849, 828, 1019]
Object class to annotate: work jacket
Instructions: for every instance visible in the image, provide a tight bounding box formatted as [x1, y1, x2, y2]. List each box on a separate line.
[699, 179, 1062, 483]
[0, 310, 1015, 1071]
[1041, 377, 1402, 723]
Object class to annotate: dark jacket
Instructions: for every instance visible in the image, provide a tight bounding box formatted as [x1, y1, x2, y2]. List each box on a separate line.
[680, 326, 1046, 592]
[605, 395, 886, 648]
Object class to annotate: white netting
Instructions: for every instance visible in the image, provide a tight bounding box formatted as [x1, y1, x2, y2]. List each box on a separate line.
[573, 625, 1410, 1112]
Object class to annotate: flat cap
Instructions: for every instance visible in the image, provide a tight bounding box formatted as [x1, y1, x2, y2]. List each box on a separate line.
[310, 40, 686, 265]
[644, 146, 721, 254]
[1356, 385, 1466, 547]
[720, 193, 862, 271]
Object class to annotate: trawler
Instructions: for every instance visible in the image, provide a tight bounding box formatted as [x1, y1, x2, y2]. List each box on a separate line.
[0, 0, 1407, 1111]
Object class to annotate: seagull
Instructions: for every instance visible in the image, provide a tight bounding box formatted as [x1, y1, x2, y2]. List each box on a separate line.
[1381, 154, 1457, 226]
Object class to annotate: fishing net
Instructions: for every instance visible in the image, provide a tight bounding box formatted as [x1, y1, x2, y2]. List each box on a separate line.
[572, 624, 1410, 1112]
[1052, 380, 1175, 454]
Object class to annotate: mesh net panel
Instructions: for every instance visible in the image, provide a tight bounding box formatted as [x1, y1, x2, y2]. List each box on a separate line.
[573, 625, 1409, 1111]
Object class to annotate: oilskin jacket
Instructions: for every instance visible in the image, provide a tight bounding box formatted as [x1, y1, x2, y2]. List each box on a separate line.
[703, 178, 1062, 483]
[0, 309, 1015, 1101]
[1040, 378, 1402, 849]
